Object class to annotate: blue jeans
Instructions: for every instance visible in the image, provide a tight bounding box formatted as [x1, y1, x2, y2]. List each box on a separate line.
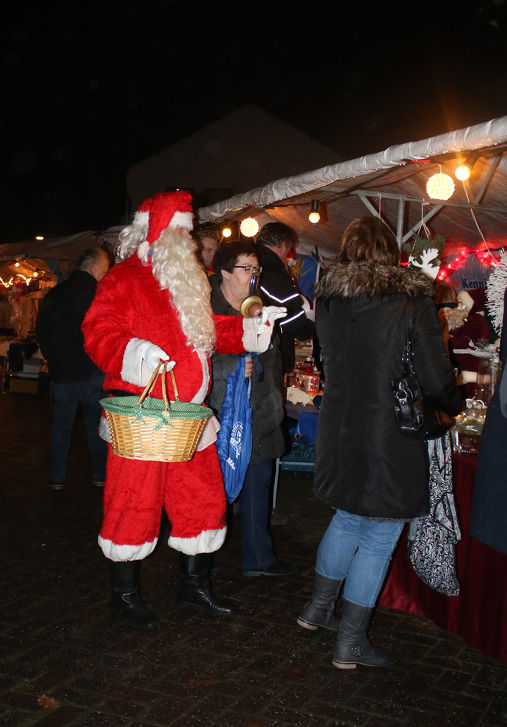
[49, 375, 107, 483]
[315, 509, 404, 608]
[239, 458, 276, 570]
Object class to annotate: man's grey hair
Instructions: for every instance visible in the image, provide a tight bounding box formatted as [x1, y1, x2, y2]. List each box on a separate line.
[77, 247, 108, 273]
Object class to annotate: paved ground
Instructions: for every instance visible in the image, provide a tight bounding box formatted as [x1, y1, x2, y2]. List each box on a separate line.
[1, 388, 506, 726]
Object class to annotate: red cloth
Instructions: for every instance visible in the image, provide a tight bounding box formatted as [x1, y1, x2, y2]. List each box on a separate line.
[380, 453, 507, 664]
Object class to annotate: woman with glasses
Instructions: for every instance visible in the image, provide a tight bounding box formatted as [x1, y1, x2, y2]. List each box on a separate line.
[206, 241, 298, 578]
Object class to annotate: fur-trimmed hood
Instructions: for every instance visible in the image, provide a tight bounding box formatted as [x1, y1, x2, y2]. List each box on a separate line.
[314, 261, 434, 300]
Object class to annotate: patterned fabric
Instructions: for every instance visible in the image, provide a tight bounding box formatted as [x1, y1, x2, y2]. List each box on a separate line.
[408, 434, 462, 596]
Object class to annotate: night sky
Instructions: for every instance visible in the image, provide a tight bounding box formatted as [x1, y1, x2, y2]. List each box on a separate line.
[2, 1, 506, 244]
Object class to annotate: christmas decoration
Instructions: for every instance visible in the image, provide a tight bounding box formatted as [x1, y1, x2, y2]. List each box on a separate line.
[403, 233, 446, 280]
[485, 250, 507, 335]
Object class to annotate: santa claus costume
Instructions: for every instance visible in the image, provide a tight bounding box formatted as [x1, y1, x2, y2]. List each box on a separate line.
[450, 287, 492, 398]
[82, 190, 285, 628]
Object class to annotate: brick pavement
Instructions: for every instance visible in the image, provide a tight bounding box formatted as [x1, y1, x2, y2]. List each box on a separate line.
[1, 389, 506, 726]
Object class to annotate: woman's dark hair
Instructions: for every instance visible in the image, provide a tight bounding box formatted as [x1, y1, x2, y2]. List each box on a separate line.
[336, 216, 399, 265]
[212, 240, 258, 283]
[433, 280, 458, 309]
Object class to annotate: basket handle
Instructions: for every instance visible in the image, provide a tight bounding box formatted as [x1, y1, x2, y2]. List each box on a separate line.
[138, 361, 173, 410]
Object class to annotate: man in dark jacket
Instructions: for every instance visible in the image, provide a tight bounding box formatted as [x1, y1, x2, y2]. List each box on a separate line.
[255, 222, 315, 372]
[37, 247, 110, 490]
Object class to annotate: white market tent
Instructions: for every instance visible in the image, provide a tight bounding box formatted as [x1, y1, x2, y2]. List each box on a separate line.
[197, 116, 507, 266]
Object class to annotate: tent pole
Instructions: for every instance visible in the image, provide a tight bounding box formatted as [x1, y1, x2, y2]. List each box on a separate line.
[396, 198, 405, 249]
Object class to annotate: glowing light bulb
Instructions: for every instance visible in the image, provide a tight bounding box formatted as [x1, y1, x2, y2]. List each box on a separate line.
[308, 200, 320, 224]
[426, 173, 455, 200]
[222, 226, 232, 238]
[455, 164, 471, 181]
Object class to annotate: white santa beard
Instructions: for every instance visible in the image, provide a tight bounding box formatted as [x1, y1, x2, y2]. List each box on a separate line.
[151, 227, 216, 354]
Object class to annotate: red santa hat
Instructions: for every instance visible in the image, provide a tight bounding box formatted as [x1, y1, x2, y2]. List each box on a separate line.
[146, 190, 193, 243]
[133, 196, 153, 227]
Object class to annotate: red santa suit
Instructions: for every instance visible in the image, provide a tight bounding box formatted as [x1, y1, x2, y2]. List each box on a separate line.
[82, 192, 281, 562]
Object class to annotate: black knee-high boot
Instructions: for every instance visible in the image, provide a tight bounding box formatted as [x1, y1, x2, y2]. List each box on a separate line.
[297, 572, 343, 632]
[332, 599, 396, 669]
[177, 553, 235, 617]
[110, 561, 158, 629]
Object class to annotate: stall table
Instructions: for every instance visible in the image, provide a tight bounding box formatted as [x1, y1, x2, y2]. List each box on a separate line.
[380, 452, 507, 664]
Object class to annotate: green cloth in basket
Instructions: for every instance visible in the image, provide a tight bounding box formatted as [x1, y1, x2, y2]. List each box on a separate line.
[100, 394, 212, 431]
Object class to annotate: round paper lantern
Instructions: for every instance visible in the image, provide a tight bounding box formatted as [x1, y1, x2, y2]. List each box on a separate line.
[240, 217, 259, 237]
[426, 173, 455, 200]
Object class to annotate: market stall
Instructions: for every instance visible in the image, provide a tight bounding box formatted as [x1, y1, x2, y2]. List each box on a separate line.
[197, 116, 507, 665]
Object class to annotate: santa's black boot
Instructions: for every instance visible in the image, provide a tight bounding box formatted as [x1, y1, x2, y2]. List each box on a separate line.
[177, 553, 235, 617]
[110, 561, 158, 630]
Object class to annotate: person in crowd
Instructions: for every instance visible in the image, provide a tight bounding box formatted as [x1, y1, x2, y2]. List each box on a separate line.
[206, 241, 297, 577]
[470, 284, 507, 724]
[433, 280, 460, 363]
[194, 223, 219, 273]
[81, 190, 285, 629]
[255, 222, 315, 373]
[296, 216, 462, 669]
[450, 287, 492, 398]
[36, 247, 111, 491]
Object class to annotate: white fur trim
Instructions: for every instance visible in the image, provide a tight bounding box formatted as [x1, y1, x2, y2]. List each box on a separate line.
[98, 535, 158, 561]
[168, 527, 226, 555]
[190, 349, 210, 404]
[170, 211, 193, 230]
[133, 210, 149, 226]
[195, 415, 220, 451]
[242, 318, 261, 352]
[99, 414, 111, 442]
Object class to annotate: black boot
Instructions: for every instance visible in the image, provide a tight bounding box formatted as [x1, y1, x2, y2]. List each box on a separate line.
[332, 599, 396, 669]
[297, 573, 343, 632]
[177, 553, 235, 617]
[110, 561, 158, 630]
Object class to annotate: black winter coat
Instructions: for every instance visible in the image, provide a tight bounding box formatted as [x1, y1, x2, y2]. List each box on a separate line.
[36, 270, 103, 382]
[255, 244, 315, 372]
[313, 262, 463, 520]
[206, 280, 287, 464]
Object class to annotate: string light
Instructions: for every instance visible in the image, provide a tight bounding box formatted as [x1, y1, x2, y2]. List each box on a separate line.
[455, 163, 472, 181]
[308, 200, 320, 224]
[222, 226, 232, 238]
[240, 217, 259, 237]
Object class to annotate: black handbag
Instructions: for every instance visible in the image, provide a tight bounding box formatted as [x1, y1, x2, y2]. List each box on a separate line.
[391, 308, 454, 441]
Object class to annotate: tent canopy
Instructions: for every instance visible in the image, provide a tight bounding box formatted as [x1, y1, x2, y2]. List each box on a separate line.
[197, 117, 507, 261]
[0, 228, 122, 285]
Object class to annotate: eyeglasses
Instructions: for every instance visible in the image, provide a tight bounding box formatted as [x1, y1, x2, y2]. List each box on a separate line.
[233, 265, 262, 274]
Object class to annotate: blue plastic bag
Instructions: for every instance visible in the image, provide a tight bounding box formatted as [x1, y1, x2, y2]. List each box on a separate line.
[216, 356, 253, 503]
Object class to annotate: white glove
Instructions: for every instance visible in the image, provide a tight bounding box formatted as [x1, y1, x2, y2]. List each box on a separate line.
[121, 337, 175, 387]
[143, 343, 173, 372]
[242, 306, 287, 353]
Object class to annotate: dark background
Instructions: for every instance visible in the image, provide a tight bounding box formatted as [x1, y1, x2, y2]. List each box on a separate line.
[1, 0, 506, 244]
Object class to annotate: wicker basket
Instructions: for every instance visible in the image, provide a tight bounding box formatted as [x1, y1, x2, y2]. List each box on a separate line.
[100, 362, 212, 462]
